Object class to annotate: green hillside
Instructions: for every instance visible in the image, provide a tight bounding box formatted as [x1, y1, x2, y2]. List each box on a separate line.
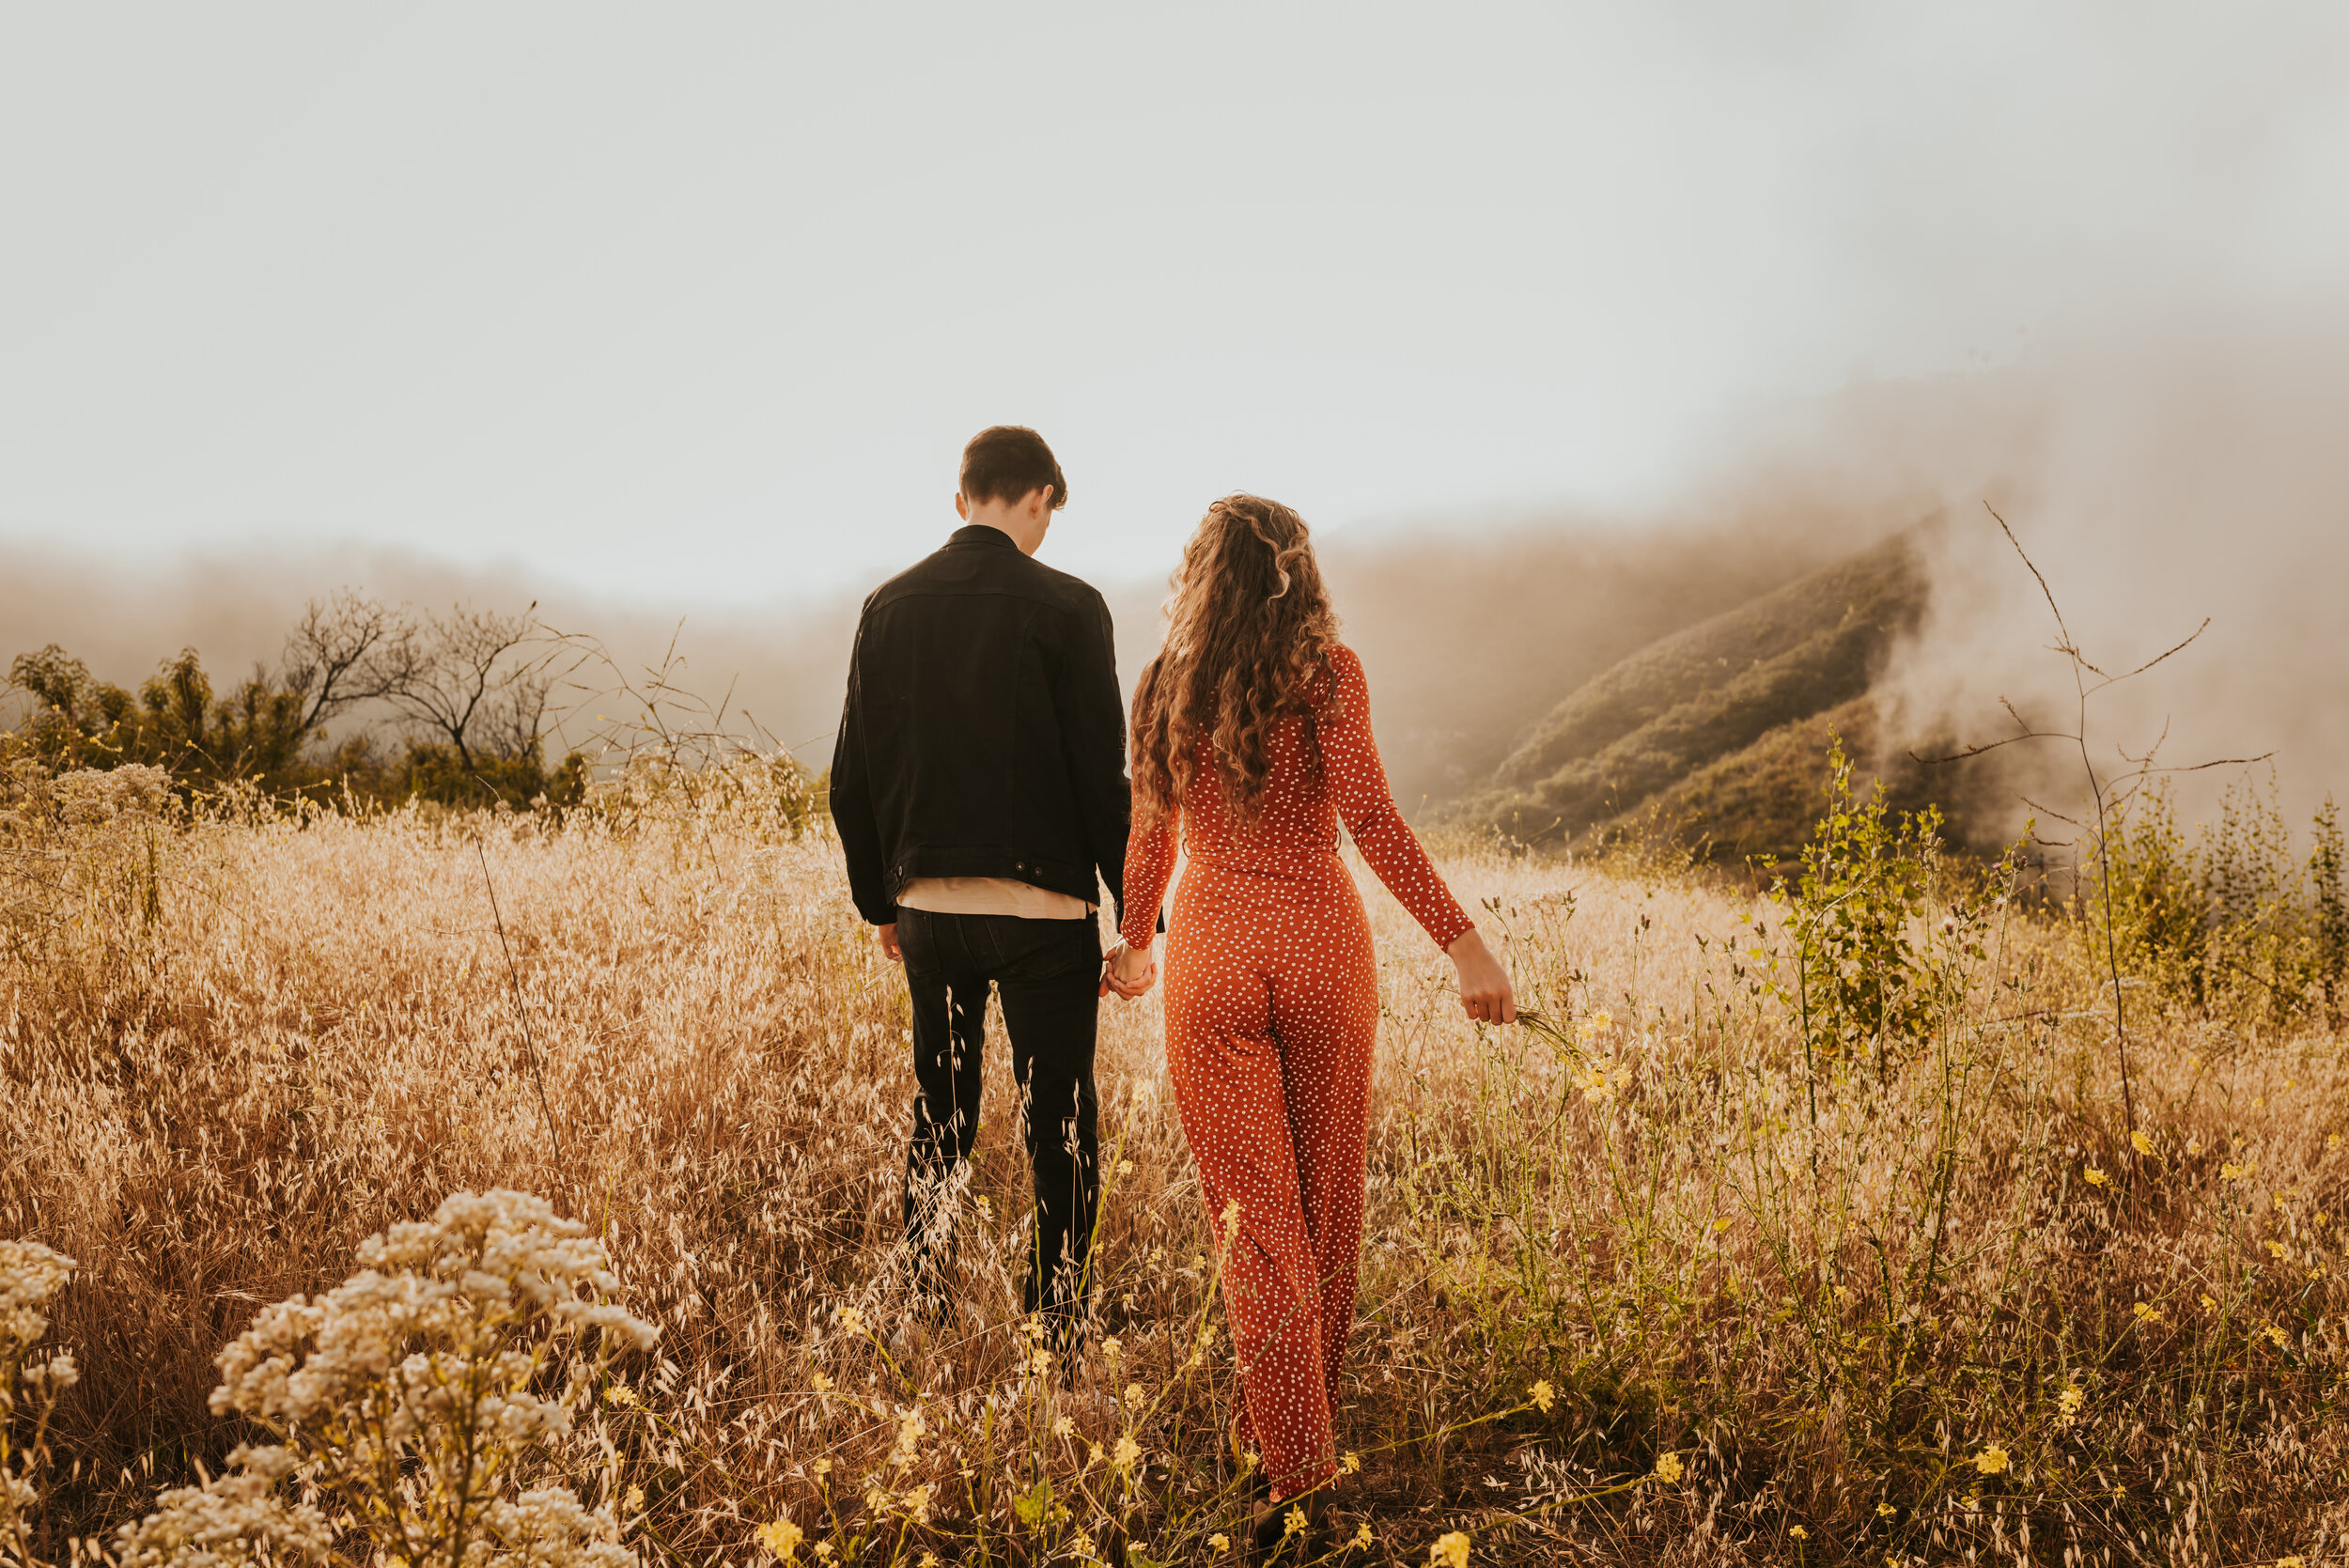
[1621, 693, 2007, 876]
[1456, 529, 1931, 849]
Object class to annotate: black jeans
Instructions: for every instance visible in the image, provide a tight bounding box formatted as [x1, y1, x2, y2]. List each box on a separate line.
[896, 908, 1100, 1328]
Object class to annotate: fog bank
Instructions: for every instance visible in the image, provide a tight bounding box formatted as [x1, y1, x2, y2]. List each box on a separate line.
[1828, 310, 2349, 841]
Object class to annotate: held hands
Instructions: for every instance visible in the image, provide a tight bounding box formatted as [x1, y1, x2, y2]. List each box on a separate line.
[1101, 939, 1157, 1000]
[1445, 926, 1517, 1024]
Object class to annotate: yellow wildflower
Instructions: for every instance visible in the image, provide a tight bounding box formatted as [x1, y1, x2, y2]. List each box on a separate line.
[1208, 1535, 1230, 1553]
[1529, 1379, 1555, 1414]
[623, 1485, 645, 1513]
[810, 1371, 832, 1394]
[836, 1307, 866, 1336]
[2133, 1302, 2162, 1324]
[813, 1458, 832, 1477]
[756, 1518, 804, 1561]
[606, 1380, 639, 1407]
[2267, 1239, 2290, 1261]
[1283, 1506, 1308, 1539]
[2057, 1385, 2084, 1420]
[1352, 1524, 1376, 1549]
[973, 1194, 992, 1220]
[2132, 1128, 2155, 1156]
[1113, 1434, 1143, 1469]
[1876, 1501, 1895, 1517]
[1974, 1444, 2010, 1475]
[2187, 1138, 2202, 1156]
[1342, 1452, 1362, 1474]
[1713, 1216, 1733, 1232]
[889, 1410, 926, 1468]
[2200, 1294, 2217, 1311]
[1101, 1336, 1122, 1370]
[921, 1556, 940, 1568]
[2279, 1556, 2307, 1568]
[1087, 1441, 1104, 1467]
[1577, 1009, 1614, 1042]
[2263, 1324, 2289, 1348]
[1052, 1415, 1075, 1437]
[1432, 1530, 1472, 1567]
[1789, 1525, 1809, 1539]
[1653, 1452, 1685, 1483]
[2082, 1168, 2108, 1188]
[1116, 1158, 1136, 1177]
[1221, 1198, 1243, 1230]
[2221, 1161, 2253, 1183]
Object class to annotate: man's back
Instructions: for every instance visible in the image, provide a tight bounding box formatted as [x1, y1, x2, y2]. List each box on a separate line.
[829, 524, 1132, 927]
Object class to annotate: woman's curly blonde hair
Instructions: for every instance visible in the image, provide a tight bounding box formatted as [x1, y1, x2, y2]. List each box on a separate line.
[1130, 494, 1339, 831]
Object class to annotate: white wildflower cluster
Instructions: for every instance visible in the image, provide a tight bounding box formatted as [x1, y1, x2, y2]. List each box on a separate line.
[120, 1191, 655, 1568]
[114, 1446, 331, 1567]
[1, 1240, 76, 1359]
[49, 764, 173, 825]
[2, 1240, 79, 1561]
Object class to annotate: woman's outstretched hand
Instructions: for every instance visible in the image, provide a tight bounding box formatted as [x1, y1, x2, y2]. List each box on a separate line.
[1102, 939, 1158, 1000]
[1445, 927, 1517, 1024]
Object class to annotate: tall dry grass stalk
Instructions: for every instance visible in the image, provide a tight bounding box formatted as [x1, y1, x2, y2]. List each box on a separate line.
[3, 772, 2345, 1565]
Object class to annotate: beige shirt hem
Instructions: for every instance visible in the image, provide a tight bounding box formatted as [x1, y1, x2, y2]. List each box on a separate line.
[896, 876, 1094, 922]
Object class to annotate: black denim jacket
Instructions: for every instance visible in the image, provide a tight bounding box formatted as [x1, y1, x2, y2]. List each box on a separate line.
[829, 526, 1138, 930]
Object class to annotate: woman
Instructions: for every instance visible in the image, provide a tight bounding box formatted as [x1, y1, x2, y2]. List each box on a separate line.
[1109, 495, 1515, 1550]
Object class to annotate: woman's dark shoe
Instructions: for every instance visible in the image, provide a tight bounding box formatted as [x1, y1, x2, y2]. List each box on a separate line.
[1248, 1489, 1330, 1564]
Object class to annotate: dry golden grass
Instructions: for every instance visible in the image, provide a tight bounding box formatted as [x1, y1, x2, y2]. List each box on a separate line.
[5, 780, 2348, 1565]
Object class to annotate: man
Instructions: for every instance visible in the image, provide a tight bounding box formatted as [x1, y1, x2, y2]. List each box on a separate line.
[829, 425, 1145, 1339]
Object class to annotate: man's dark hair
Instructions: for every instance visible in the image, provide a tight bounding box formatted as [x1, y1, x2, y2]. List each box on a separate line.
[960, 427, 1068, 510]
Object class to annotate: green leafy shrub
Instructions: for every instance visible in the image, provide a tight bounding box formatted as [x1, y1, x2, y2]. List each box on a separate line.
[2093, 773, 2346, 1028]
[1769, 735, 1948, 1076]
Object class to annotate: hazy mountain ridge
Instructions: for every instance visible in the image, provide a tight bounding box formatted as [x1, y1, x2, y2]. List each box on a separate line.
[1452, 528, 1940, 855]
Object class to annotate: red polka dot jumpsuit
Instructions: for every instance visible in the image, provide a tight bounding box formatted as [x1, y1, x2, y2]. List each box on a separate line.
[1120, 644, 1471, 1500]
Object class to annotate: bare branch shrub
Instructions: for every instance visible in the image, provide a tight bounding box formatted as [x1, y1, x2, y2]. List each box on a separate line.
[379, 605, 553, 773]
[278, 592, 411, 737]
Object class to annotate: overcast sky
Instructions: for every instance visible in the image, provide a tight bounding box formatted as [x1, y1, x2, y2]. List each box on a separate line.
[3, 3, 2344, 603]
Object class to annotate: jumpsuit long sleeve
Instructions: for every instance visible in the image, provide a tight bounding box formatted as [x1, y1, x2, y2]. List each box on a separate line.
[1121, 644, 1470, 1500]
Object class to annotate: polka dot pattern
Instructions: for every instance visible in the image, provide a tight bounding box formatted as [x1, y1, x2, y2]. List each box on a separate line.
[1121, 644, 1472, 1499]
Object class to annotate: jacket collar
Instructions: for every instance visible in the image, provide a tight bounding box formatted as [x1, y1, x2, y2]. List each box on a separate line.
[947, 524, 1021, 552]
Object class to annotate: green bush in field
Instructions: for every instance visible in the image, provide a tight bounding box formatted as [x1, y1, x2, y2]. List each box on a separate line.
[4, 592, 599, 815]
[1767, 734, 1950, 1079]
[6, 645, 311, 789]
[2094, 773, 2347, 1029]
